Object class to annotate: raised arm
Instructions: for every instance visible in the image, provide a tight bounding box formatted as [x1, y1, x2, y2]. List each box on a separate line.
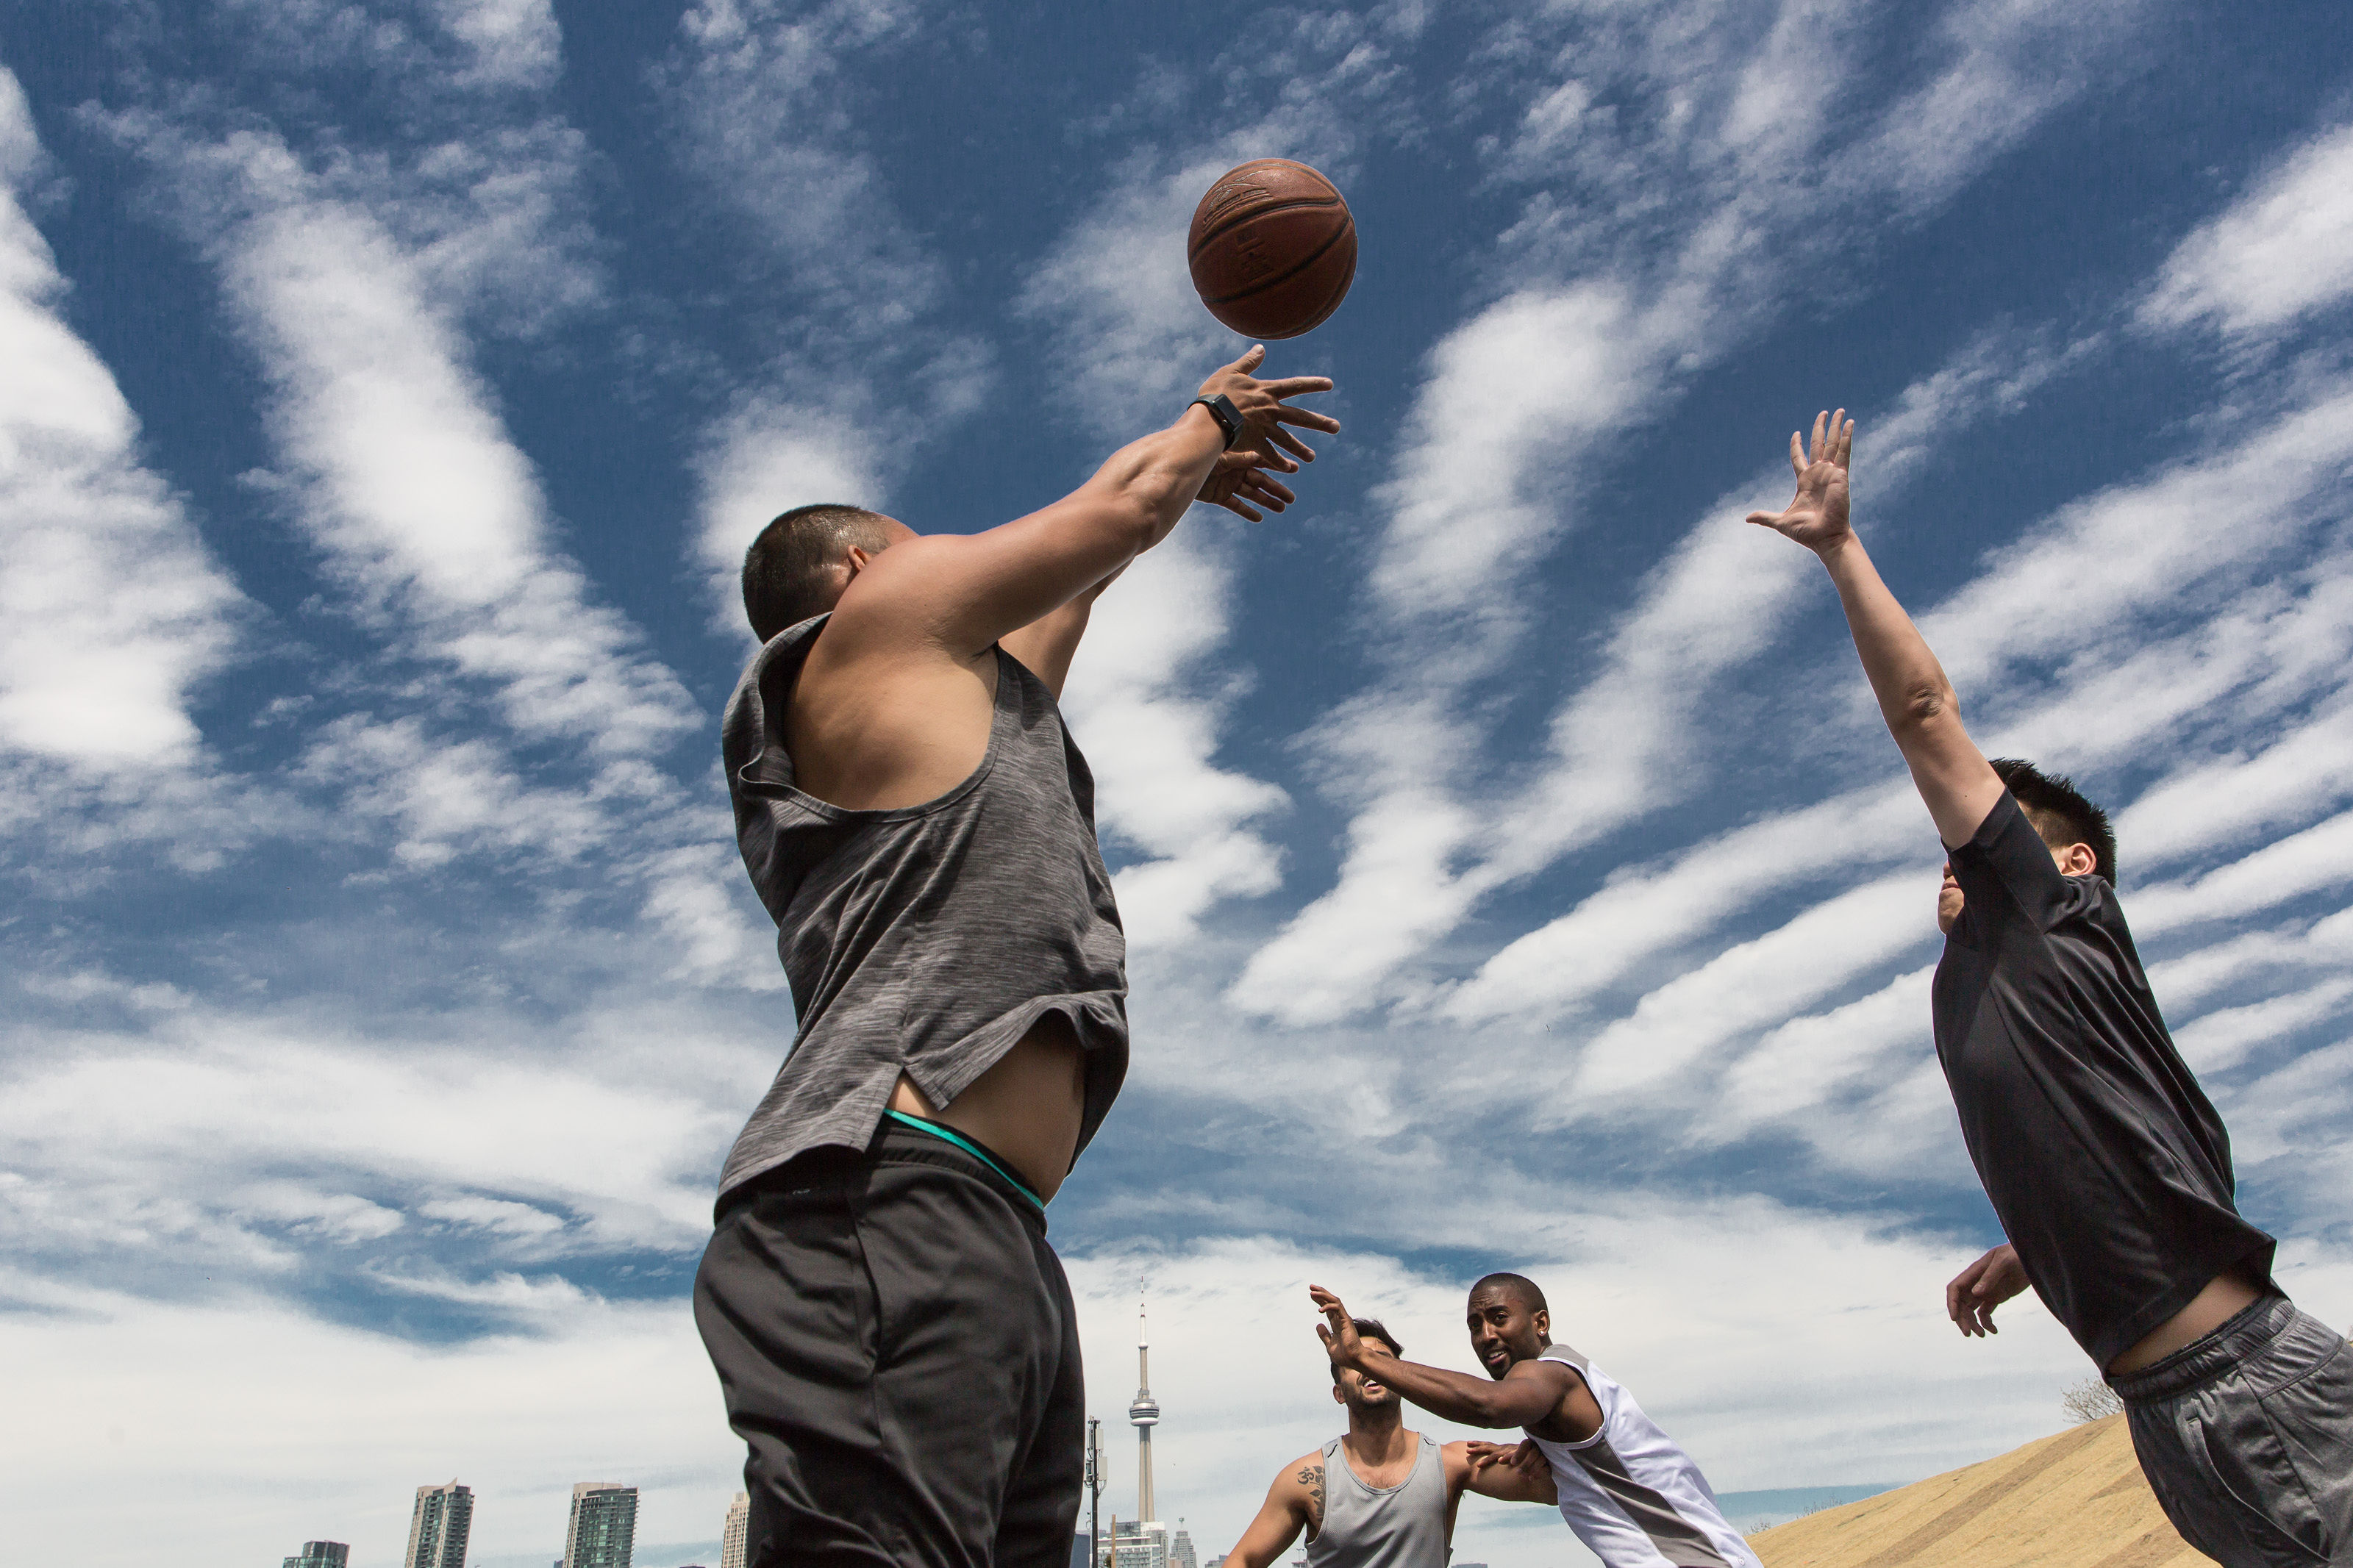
[997, 563, 1126, 700]
[834, 346, 1334, 670]
[1747, 412, 2006, 850]
[1311, 1286, 1571, 1430]
[1223, 1452, 1323, 1568]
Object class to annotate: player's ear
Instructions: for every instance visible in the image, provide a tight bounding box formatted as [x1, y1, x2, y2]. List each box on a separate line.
[1332, 1382, 1345, 1406]
[2056, 842, 2098, 877]
[1532, 1307, 1549, 1339]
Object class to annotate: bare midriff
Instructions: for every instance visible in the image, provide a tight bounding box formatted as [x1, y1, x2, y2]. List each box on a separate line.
[888, 1013, 1085, 1202]
[2106, 1269, 2265, 1376]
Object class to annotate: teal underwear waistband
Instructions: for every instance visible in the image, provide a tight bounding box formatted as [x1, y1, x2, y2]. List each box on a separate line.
[882, 1110, 1047, 1212]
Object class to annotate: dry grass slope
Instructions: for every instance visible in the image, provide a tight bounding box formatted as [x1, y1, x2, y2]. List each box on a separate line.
[1751, 1415, 2200, 1568]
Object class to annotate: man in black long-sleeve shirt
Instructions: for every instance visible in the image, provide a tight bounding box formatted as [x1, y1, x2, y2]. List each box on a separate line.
[1751, 412, 2353, 1567]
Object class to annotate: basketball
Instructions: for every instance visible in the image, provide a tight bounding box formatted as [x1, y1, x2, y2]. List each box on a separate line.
[1187, 159, 1357, 340]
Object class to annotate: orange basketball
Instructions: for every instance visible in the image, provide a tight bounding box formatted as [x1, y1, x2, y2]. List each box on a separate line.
[1186, 159, 1357, 340]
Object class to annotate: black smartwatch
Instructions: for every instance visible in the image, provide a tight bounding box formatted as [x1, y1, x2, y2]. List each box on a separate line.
[1189, 393, 1246, 449]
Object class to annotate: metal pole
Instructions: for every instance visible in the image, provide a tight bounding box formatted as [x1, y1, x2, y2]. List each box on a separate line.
[1087, 1417, 1104, 1568]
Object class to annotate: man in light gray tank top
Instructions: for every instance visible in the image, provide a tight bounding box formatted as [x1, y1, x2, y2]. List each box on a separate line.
[1224, 1317, 1557, 1568]
[692, 346, 1340, 1568]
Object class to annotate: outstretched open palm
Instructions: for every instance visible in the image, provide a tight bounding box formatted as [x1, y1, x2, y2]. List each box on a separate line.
[1746, 409, 1854, 553]
[1197, 447, 1299, 522]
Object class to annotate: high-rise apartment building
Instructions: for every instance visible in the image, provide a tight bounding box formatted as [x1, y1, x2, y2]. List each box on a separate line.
[721, 1491, 749, 1568]
[404, 1481, 474, 1568]
[283, 1543, 349, 1568]
[564, 1481, 639, 1568]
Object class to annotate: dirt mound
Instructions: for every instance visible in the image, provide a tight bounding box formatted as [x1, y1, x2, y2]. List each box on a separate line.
[1751, 1414, 2198, 1568]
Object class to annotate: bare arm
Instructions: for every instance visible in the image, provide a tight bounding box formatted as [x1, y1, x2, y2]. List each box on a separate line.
[1747, 411, 2006, 850]
[1946, 1242, 2029, 1337]
[833, 346, 1335, 667]
[1311, 1286, 1573, 1430]
[1453, 1439, 1559, 1505]
[1224, 1453, 1322, 1568]
[998, 563, 1126, 699]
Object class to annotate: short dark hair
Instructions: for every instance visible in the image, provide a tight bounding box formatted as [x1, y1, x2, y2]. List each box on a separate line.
[1469, 1272, 1547, 1314]
[741, 504, 893, 642]
[1990, 758, 2117, 887]
[1332, 1317, 1402, 1381]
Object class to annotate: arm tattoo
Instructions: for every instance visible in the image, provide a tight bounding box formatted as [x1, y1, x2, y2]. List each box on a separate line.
[1299, 1462, 1325, 1530]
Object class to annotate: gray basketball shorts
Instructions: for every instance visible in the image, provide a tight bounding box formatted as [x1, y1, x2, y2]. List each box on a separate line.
[694, 1123, 1085, 1568]
[2110, 1292, 2353, 1567]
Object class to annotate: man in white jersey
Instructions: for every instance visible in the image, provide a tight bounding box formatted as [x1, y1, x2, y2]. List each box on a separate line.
[1313, 1277, 1760, 1568]
[1226, 1316, 1557, 1568]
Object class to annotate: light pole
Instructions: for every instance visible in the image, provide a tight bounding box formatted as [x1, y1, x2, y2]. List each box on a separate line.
[1086, 1417, 1108, 1568]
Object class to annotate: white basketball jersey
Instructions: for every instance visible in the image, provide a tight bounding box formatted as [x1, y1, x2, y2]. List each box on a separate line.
[1525, 1345, 1760, 1568]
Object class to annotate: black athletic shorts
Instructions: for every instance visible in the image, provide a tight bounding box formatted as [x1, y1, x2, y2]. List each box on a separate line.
[695, 1123, 1085, 1568]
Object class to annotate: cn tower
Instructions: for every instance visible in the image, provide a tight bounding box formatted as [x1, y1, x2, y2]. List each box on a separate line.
[1128, 1299, 1160, 1522]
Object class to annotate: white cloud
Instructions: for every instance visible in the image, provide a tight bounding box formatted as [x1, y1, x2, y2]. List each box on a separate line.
[2128, 807, 2353, 939]
[212, 181, 695, 760]
[1008, 28, 1419, 951]
[18, 967, 192, 1012]
[238, 1181, 409, 1243]
[1446, 784, 1926, 1027]
[640, 842, 793, 991]
[688, 399, 880, 620]
[661, 0, 993, 620]
[1918, 387, 2353, 698]
[1242, 0, 2151, 1023]
[0, 1020, 736, 1262]
[1836, 0, 2146, 215]
[418, 1195, 568, 1236]
[1705, 963, 1936, 1138]
[1368, 284, 1660, 632]
[0, 70, 247, 773]
[299, 713, 610, 867]
[1567, 872, 1931, 1101]
[2142, 121, 2353, 341]
[433, 0, 563, 89]
[2171, 978, 2353, 1075]
[1061, 531, 1291, 949]
[2114, 701, 2353, 873]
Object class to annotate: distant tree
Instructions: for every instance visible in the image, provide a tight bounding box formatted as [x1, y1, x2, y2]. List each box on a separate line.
[2062, 1379, 2124, 1423]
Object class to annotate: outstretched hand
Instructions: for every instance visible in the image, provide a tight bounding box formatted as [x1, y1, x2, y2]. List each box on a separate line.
[1466, 1438, 1546, 1481]
[1745, 409, 1854, 554]
[1309, 1284, 1368, 1370]
[1946, 1243, 2029, 1337]
[1196, 447, 1299, 522]
[1199, 345, 1340, 470]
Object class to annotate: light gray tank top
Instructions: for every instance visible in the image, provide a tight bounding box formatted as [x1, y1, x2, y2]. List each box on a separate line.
[715, 614, 1129, 1200]
[1307, 1433, 1449, 1568]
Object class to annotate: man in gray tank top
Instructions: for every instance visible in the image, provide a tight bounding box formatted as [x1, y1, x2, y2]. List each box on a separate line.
[1224, 1317, 1557, 1568]
[692, 346, 1340, 1568]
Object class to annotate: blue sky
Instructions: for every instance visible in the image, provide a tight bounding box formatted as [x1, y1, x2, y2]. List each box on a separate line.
[4, 2, 2352, 1564]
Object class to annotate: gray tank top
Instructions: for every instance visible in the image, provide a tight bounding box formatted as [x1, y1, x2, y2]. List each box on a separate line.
[715, 614, 1129, 1200]
[1307, 1433, 1449, 1568]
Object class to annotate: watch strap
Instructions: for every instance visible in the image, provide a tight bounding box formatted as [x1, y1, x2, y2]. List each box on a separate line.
[1190, 393, 1246, 449]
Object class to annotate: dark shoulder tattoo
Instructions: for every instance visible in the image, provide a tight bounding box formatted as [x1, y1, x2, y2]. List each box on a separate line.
[1299, 1461, 1325, 1528]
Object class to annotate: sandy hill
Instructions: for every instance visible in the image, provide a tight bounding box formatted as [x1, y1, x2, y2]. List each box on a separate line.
[1750, 1414, 2199, 1568]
